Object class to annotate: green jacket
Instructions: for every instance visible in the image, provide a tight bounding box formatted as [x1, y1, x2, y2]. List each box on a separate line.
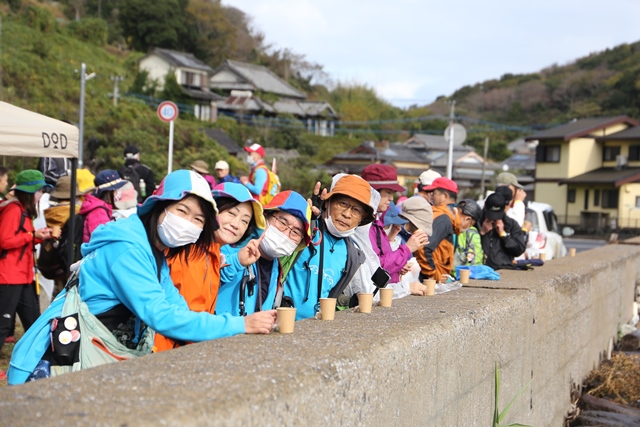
[453, 226, 483, 272]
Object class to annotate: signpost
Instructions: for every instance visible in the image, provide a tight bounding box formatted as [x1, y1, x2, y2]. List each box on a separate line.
[444, 123, 466, 179]
[157, 101, 179, 174]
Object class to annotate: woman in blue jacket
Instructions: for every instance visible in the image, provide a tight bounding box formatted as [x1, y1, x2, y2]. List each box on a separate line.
[8, 170, 276, 385]
[217, 190, 312, 316]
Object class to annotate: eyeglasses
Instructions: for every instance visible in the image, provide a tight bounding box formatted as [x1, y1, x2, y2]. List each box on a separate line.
[333, 198, 365, 219]
[272, 215, 304, 242]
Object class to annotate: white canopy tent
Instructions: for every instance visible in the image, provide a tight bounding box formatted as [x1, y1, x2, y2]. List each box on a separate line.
[0, 101, 79, 158]
[0, 101, 80, 280]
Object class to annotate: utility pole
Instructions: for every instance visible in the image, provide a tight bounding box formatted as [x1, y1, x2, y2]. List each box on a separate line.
[446, 100, 456, 179]
[480, 137, 489, 199]
[110, 76, 123, 107]
[78, 63, 96, 169]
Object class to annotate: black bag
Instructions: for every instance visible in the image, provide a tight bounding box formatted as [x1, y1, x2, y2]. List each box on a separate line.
[117, 165, 142, 198]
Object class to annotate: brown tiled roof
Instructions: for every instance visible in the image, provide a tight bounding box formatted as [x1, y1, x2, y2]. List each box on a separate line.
[201, 129, 242, 156]
[525, 116, 639, 141]
[558, 167, 640, 187]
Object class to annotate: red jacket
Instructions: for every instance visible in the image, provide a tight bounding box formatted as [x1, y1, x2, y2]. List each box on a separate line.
[0, 200, 42, 285]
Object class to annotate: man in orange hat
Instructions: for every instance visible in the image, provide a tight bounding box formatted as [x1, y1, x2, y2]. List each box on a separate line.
[283, 174, 375, 320]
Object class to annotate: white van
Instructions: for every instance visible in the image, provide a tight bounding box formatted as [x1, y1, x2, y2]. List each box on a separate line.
[525, 201, 567, 260]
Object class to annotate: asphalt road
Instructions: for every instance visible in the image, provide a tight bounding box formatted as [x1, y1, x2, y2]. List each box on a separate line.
[563, 237, 607, 254]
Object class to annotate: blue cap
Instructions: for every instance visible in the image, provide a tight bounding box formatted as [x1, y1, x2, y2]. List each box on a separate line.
[212, 182, 265, 230]
[137, 170, 217, 217]
[382, 201, 408, 227]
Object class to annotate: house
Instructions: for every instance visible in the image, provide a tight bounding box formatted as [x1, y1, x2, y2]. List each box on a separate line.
[200, 128, 242, 157]
[401, 133, 497, 195]
[525, 116, 640, 230]
[324, 139, 494, 197]
[210, 60, 338, 136]
[501, 138, 538, 196]
[139, 48, 222, 122]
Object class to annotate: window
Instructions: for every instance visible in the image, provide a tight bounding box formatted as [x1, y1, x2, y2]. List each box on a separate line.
[629, 145, 640, 161]
[584, 189, 589, 210]
[603, 146, 621, 161]
[536, 144, 560, 163]
[567, 189, 576, 203]
[601, 190, 619, 209]
[594, 189, 600, 206]
[181, 71, 200, 87]
[636, 196, 640, 208]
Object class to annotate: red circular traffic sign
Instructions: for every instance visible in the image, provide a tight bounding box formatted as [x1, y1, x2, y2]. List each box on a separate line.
[157, 101, 179, 122]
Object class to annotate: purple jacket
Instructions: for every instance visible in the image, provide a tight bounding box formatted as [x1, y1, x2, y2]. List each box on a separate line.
[79, 194, 113, 243]
[369, 218, 412, 283]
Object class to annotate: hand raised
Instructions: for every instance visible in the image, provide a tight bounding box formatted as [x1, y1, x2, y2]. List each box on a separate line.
[237, 233, 265, 266]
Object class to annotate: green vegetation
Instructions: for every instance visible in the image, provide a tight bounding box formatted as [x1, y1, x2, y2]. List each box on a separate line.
[3, 0, 640, 192]
[492, 363, 533, 427]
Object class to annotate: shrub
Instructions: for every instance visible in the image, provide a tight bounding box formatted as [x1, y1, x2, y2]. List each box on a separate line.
[22, 5, 57, 33]
[68, 18, 108, 46]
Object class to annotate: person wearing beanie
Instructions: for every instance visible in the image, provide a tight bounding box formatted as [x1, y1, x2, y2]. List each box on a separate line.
[214, 160, 241, 185]
[0, 170, 53, 380]
[479, 193, 527, 269]
[416, 177, 462, 282]
[283, 174, 375, 320]
[361, 164, 429, 285]
[216, 189, 312, 317]
[120, 145, 156, 203]
[79, 170, 128, 243]
[453, 199, 484, 270]
[8, 170, 277, 385]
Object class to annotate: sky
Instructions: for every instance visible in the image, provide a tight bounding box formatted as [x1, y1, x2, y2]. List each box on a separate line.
[222, 0, 640, 109]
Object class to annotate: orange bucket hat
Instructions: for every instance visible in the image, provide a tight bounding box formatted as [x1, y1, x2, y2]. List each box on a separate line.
[325, 174, 375, 225]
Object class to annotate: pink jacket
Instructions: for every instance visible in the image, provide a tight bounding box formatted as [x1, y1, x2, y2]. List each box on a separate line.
[369, 218, 412, 283]
[79, 194, 113, 243]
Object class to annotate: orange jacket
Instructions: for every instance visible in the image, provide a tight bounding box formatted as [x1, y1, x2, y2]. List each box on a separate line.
[153, 243, 221, 352]
[415, 205, 461, 283]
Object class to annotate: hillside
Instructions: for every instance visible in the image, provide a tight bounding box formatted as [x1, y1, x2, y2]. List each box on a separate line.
[426, 41, 640, 127]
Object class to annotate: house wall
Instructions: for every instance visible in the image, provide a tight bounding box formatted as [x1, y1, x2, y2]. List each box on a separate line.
[535, 182, 567, 219]
[619, 183, 640, 228]
[139, 55, 172, 90]
[210, 69, 246, 85]
[535, 139, 569, 179]
[565, 185, 618, 225]
[568, 137, 602, 177]
[602, 139, 640, 168]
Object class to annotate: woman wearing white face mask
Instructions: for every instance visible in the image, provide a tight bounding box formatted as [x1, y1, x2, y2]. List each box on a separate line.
[8, 170, 277, 385]
[217, 190, 312, 316]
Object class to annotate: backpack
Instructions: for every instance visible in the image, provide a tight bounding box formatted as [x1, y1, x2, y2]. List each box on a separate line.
[254, 164, 281, 206]
[117, 164, 142, 199]
[37, 206, 111, 281]
[0, 199, 31, 262]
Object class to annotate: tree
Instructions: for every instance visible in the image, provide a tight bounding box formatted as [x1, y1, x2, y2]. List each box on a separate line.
[185, 0, 237, 67]
[119, 0, 193, 52]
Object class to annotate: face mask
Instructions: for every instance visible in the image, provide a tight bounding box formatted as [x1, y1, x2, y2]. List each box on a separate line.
[325, 215, 356, 238]
[246, 155, 254, 165]
[157, 210, 203, 248]
[259, 225, 298, 259]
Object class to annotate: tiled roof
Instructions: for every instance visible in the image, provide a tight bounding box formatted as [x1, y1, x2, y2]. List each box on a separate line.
[151, 48, 214, 73]
[501, 154, 536, 172]
[212, 60, 307, 99]
[181, 87, 222, 101]
[595, 125, 640, 141]
[525, 116, 639, 141]
[201, 128, 242, 155]
[558, 167, 640, 186]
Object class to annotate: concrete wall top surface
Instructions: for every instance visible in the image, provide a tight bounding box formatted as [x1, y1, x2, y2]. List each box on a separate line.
[1, 243, 639, 427]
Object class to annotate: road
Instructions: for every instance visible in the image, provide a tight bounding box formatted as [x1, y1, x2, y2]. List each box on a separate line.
[563, 237, 607, 254]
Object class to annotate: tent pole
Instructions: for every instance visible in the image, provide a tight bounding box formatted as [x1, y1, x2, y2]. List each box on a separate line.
[67, 158, 78, 276]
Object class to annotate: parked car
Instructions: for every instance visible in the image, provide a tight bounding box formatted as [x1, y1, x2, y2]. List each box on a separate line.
[525, 201, 568, 260]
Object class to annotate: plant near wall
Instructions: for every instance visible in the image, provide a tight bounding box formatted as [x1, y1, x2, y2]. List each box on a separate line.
[493, 362, 534, 427]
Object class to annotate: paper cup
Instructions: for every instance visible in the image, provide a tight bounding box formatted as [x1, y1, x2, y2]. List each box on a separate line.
[539, 252, 546, 261]
[569, 248, 576, 257]
[357, 293, 374, 313]
[276, 307, 296, 333]
[51, 225, 61, 239]
[459, 269, 471, 284]
[319, 298, 336, 320]
[424, 279, 436, 296]
[379, 288, 394, 307]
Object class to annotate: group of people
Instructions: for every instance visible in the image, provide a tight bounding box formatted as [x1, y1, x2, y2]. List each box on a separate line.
[0, 145, 531, 384]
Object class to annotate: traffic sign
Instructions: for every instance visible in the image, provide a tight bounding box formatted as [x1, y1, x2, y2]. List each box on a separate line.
[157, 101, 178, 123]
[444, 123, 467, 146]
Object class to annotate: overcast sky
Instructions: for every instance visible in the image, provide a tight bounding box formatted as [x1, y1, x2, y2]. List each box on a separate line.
[222, 0, 640, 109]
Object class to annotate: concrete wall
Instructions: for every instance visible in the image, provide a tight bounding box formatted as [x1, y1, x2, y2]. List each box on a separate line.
[1, 243, 639, 427]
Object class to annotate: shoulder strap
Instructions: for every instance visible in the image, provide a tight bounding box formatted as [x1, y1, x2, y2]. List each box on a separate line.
[375, 224, 384, 256]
